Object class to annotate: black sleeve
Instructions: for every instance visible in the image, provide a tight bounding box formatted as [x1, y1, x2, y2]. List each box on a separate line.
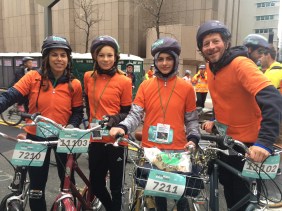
[0, 87, 25, 114]
[106, 105, 132, 128]
[84, 94, 90, 120]
[255, 85, 282, 150]
[68, 105, 84, 128]
[132, 74, 136, 86]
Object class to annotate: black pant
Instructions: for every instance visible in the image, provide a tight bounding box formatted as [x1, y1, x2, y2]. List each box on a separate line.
[88, 142, 125, 211]
[196, 92, 207, 108]
[26, 134, 75, 211]
[155, 196, 190, 211]
[218, 151, 251, 210]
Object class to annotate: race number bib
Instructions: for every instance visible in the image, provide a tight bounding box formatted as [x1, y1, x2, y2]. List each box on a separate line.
[242, 154, 280, 179]
[36, 122, 61, 138]
[57, 130, 90, 153]
[11, 142, 47, 167]
[144, 169, 186, 200]
[148, 125, 174, 144]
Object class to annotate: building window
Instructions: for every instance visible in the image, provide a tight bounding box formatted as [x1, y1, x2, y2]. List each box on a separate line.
[257, 1, 276, 8]
[255, 28, 274, 34]
[256, 15, 277, 21]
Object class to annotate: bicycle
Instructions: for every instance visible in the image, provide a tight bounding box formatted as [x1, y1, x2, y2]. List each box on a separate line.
[21, 113, 104, 211]
[109, 134, 205, 211]
[0, 130, 58, 211]
[0, 104, 24, 126]
[196, 133, 282, 211]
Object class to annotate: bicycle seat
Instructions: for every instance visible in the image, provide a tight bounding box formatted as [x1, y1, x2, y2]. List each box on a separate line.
[135, 131, 142, 142]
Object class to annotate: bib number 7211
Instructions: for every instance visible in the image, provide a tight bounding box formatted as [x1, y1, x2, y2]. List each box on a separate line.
[144, 169, 186, 200]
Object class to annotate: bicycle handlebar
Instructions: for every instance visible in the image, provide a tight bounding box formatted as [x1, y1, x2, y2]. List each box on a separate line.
[21, 113, 103, 133]
[108, 133, 143, 151]
[0, 132, 58, 145]
[200, 134, 250, 154]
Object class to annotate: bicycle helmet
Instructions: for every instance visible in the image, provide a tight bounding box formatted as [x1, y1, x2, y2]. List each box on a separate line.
[90, 35, 120, 55]
[151, 37, 181, 57]
[242, 34, 269, 49]
[199, 64, 206, 69]
[22, 56, 34, 62]
[185, 70, 191, 75]
[196, 20, 231, 50]
[126, 62, 134, 67]
[41, 36, 72, 57]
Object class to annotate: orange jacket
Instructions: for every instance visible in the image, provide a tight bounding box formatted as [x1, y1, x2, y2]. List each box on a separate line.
[192, 71, 208, 92]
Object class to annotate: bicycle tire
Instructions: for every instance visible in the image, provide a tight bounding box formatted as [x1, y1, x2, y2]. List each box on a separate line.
[0, 192, 23, 211]
[77, 186, 102, 211]
[0, 106, 23, 126]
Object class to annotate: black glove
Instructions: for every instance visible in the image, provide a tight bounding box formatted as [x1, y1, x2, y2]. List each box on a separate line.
[106, 113, 128, 129]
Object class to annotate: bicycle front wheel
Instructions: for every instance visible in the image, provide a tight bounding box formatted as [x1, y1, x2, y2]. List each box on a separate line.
[0, 106, 22, 126]
[0, 193, 23, 211]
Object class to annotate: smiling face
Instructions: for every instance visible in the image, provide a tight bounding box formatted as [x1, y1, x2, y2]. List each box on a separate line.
[201, 33, 227, 63]
[49, 48, 68, 78]
[156, 52, 174, 75]
[95, 46, 116, 71]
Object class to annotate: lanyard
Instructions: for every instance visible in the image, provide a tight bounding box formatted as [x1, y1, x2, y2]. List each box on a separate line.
[92, 75, 111, 118]
[157, 77, 177, 122]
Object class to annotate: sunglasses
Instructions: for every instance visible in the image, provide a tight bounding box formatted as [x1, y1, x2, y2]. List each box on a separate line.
[257, 48, 267, 55]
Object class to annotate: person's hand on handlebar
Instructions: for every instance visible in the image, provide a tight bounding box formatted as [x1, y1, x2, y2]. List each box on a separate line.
[248, 145, 270, 163]
[184, 141, 196, 152]
[109, 127, 125, 138]
[201, 120, 215, 133]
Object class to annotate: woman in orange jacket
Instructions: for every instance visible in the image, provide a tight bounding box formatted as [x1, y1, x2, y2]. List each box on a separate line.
[192, 64, 208, 108]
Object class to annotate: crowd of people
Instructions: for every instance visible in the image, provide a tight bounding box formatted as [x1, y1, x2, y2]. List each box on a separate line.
[0, 19, 281, 211]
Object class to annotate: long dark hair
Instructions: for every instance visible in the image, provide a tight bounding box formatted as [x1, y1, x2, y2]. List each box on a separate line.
[40, 49, 74, 92]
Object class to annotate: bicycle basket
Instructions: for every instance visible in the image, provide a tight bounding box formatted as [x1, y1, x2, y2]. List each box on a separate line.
[134, 161, 204, 197]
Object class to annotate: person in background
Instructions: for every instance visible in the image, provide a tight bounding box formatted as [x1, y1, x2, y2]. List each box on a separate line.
[260, 45, 282, 89]
[84, 35, 132, 211]
[0, 35, 83, 211]
[182, 69, 192, 84]
[260, 45, 282, 148]
[192, 64, 208, 108]
[197, 20, 282, 210]
[243, 34, 269, 65]
[125, 62, 136, 88]
[110, 37, 200, 211]
[145, 64, 155, 80]
[14, 56, 34, 112]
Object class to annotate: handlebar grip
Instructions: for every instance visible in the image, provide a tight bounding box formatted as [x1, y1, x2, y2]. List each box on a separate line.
[20, 112, 41, 120]
[115, 133, 124, 140]
[201, 134, 224, 143]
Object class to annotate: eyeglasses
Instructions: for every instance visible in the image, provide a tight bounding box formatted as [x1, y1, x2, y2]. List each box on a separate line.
[257, 48, 266, 55]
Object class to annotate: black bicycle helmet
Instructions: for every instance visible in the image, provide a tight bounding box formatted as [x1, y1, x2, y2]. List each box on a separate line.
[90, 35, 120, 55]
[196, 20, 231, 50]
[41, 36, 72, 57]
[243, 34, 269, 49]
[151, 37, 181, 57]
[22, 56, 34, 62]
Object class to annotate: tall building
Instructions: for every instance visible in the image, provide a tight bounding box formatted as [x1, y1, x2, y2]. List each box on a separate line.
[0, 0, 280, 69]
[236, 0, 280, 47]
